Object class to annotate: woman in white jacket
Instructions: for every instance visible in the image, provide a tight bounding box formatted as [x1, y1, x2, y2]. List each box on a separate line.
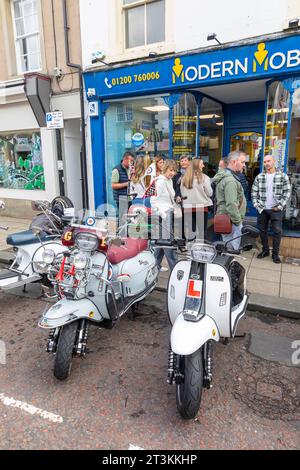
[181, 159, 213, 240]
[151, 160, 179, 270]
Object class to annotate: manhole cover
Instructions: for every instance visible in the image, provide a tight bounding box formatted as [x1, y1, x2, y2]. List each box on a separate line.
[233, 354, 300, 421]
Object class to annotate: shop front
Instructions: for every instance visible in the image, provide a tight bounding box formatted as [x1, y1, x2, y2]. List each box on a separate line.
[84, 33, 300, 251]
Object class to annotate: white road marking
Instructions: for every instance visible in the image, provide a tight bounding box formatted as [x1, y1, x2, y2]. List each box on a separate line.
[128, 444, 144, 450]
[0, 393, 63, 424]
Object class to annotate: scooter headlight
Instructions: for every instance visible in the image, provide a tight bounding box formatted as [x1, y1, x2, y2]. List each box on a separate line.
[74, 253, 88, 270]
[42, 249, 55, 265]
[191, 243, 216, 263]
[75, 233, 98, 252]
[33, 262, 49, 274]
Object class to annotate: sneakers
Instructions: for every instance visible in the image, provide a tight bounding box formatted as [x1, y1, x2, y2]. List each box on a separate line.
[272, 255, 281, 264]
[257, 251, 270, 259]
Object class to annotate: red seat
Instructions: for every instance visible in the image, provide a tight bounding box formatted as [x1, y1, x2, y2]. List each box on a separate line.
[107, 238, 148, 264]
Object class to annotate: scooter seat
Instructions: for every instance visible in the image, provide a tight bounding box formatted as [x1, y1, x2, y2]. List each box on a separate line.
[107, 238, 148, 265]
[6, 230, 52, 247]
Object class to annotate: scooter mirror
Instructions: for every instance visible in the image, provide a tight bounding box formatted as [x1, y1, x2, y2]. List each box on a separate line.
[242, 225, 260, 238]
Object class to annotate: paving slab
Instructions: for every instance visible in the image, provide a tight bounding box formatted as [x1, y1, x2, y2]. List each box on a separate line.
[247, 267, 281, 283]
[280, 284, 300, 301]
[247, 279, 280, 297]
[249, 330, 299, 367]
[281, 272, 300, 286]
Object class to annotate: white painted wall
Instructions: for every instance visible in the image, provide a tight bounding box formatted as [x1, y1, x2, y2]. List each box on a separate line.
[63, 119, 83, 211]
[79, 0, 298, 69]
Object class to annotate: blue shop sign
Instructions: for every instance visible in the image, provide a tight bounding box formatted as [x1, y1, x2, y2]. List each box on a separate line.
[84, 35, 300, 99]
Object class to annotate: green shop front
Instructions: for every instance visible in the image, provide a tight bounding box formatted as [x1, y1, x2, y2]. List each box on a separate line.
[84, 33, 300, 255]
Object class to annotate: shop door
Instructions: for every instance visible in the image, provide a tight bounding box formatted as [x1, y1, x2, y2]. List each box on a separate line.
[230, 130, 263, 216]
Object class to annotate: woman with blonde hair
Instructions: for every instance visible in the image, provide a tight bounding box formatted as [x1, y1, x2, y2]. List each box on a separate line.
[151, 159, 180, 271]
[181, 158, 213, 240]
[130, 156, 146, 198]
[145, 155, 164, 187]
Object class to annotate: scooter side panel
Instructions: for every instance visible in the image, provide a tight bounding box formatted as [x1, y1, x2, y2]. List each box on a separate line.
[39, 298, 102, 329]
[120, 251, 158, 297]
[171, 314, 220, 356]
[167, 260, 192, 326]
[205, 263, 231, 338]
[0, 243, 42, 289]
[231, 293, 249, 337]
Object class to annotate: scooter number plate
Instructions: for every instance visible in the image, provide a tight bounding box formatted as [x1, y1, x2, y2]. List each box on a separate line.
[185, 279, 203, 312]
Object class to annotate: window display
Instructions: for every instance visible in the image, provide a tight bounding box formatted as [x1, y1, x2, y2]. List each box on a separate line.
[172, 93, 197, 159]
[0, 131, 44, 190]
[264, 81, 289, 169]
[199, 98, 223, 176]
[287, 86, 300, 232]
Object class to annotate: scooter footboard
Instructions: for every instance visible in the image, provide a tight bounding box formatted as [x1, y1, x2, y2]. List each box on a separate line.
[39, 298, 102, 329]
[171, 314, 220, 356]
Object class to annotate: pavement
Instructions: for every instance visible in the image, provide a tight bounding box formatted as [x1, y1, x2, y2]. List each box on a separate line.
[0, 216, 300, 319]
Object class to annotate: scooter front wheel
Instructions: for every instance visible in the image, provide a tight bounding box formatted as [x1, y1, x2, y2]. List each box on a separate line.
[54, 321, 78, 381]
[176, 348, 203, 420]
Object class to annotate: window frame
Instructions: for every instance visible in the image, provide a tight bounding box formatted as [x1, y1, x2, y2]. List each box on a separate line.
[122, 0, 165, 50]
[11, 0, 42, 74]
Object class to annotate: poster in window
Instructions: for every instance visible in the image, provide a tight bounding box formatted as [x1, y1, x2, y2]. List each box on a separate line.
[0, 131, 45, 190]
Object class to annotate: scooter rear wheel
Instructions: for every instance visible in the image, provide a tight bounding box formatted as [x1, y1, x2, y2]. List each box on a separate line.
[176, 348, 203, 420]
[54, 321, 78, 381]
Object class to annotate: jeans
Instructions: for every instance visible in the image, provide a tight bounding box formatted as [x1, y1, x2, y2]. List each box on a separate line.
[222, 223, 243, 251]
[258, 209, 283, 256]
[155, 248, 178, 271]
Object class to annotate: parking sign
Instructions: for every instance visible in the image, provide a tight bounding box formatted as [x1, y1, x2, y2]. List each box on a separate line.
[46, 111, 64, 129]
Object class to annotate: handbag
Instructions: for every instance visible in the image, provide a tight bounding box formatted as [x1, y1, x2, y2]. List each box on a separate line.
[214, 214, 232, 234]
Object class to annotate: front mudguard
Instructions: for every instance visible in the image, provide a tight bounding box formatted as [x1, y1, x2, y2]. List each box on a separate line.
[171, 314, 220, 356]
[39, 298, 102, 329]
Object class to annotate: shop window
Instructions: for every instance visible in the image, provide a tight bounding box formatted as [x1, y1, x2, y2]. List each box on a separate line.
[105, 95, 170, 205]
[287, 85, 300, 232]
[11, 0, 41, 73]
[116, 103, 133, 123]
[264, 81, 289, 169]
[0, 131, 44, 190]
[199, 98, 224, 177]
[173, 93, 197, 160]
[123, 0, 165, 49]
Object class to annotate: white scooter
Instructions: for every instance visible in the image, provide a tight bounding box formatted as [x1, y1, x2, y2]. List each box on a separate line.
[166, 225, 260, 419]
[0, 200, 8, 231]
[0, 197, 73, 291]
[38, 215, 159, 381]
